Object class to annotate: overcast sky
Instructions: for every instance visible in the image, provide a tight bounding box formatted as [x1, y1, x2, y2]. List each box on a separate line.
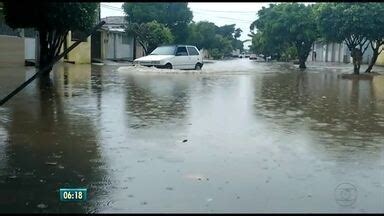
[100, 2, 273, 48]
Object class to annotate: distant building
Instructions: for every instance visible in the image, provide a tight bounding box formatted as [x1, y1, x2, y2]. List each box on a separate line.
[90, 16, 144, 63]
[376, 45, 384, 66]
[307, 40, 376, 65]
[0, 3, 37, 66]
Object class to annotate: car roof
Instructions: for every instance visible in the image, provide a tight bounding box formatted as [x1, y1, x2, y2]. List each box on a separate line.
[160, 44, 197, 48]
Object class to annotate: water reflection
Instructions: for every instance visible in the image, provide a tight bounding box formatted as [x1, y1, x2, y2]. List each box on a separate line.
[0, 61, 383, 213]
[255, 70, 384, 162]
[0, 65, 107, 213]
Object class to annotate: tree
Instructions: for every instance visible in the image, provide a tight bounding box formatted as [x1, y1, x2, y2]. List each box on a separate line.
[122, 3, 193, 43]
[251, 3, 318, 68]
[216, 24, 236, 39]
[187, 21, 217, 50]
[234, 28, 242, 39]
[364, 3, 384, 73]
[187, 21, 235, 59]
[126, 21, 174, 55]
[316, 3, 373, 74]
[3, 2, 97, 78]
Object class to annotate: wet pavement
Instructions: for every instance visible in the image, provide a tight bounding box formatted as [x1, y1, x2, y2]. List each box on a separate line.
[0, 59, 383, 213]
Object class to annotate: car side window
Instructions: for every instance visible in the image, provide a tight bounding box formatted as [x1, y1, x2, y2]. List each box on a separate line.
[176, 47, 188, 56]
[187, 47, 199, 55]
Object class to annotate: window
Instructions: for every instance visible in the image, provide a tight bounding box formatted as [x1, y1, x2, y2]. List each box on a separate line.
[150, 46, 176, 55]
[122, 35, 130, 44]
[176, 46, 188, 56]
[71, 30, 87, 42]
[187, 47, 200, 55]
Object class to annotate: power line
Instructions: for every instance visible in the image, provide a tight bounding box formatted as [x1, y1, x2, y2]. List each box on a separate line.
[192, 8, 257, 14]
[193, 11, 254, 23]
[100, 4, 255, 24]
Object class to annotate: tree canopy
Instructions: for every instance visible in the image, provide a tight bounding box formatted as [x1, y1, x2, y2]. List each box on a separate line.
[316, 3, 381, 74]
[3, 2, 98, 77]
[126, 21, 174, 55]
[122, 3, 193, 43]
[187, 21, 243, 59]
[3, 2, 97, 33]
[250, 3, 318, 68]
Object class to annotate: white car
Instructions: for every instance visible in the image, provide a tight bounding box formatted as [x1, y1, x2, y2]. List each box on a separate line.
[133, 45, 204, 70]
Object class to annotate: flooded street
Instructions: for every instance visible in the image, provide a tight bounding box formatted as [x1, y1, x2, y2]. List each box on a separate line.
[0, 58, 383, 213]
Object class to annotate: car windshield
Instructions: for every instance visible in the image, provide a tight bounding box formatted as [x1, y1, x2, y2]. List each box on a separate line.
[150, 46, 176, 55]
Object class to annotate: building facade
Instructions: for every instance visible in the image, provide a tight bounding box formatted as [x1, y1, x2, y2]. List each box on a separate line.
[307, 40, 380, 66]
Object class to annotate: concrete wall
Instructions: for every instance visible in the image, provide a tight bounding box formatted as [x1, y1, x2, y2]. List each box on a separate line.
[65, 31, 91, 64]
[106, 33, 115, 59]
[308, 41, 374, 64]
[0, 35, 25, 66]
[105, 32, 134, 60]
[135, 43, 145, 59]
[376, 45, 384, 66]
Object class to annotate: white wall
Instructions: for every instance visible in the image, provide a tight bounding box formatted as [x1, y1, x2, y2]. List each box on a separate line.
[24, 37, 36, 60]
[106, 32, 134, 60]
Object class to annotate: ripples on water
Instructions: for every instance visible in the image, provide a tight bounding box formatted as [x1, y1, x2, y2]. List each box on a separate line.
[0, 60, 383, 213]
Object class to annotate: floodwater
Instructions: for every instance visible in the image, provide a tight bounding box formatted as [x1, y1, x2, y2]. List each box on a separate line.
[0, 59, 383, 213]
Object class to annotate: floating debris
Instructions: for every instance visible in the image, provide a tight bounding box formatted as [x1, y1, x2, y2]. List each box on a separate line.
[45, 162, 58, 166]
[166, 187, 173, 191]
[37, 203, 48, 209]
[182, 139, 188, 143]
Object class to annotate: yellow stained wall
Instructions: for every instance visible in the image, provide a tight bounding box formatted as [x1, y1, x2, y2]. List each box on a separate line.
[64, 31, 91, 64]
[0, 35, 25, 67]
[376, 45, 384, 66]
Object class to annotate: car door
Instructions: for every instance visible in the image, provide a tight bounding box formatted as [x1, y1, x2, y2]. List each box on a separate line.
[187, 46, 201, 69]
[173, 46, 190, 69]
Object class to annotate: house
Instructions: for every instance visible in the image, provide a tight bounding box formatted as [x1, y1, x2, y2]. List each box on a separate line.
[90, 16, 144, 63]
[307, 40, 376, 65]
[61, 30, 92, 64]
[0, 2, 35, 67]
[376, 45, 384, 66]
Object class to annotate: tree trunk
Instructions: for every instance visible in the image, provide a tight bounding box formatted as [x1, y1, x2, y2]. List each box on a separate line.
[365, 51, 378, 73]
[38, 30, 52, 82]
[299, 58, 306, 69]
[296, 41, 312, 69]
[365, 40, 382, 73]
[351, 48, 362, 75]
[38, 29, 67, 87]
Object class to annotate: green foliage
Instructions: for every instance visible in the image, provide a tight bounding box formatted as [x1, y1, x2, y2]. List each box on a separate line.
[317, 3, 384, 74]
[209, 48, 222, 60]
[187, 21, 242, 59]
[126, 21, 174, 54]
[250, 3, 318, 68]
[3, 2, 97, 32]
[122, 3, 192, 43]
[234, 28, 242, 39]
[187, 21, 217, 50]
[216, 24, 235, 39]
[2, 2, 98, 72]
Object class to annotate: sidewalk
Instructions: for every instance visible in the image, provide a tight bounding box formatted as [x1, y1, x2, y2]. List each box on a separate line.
[306, 61, 384, 74]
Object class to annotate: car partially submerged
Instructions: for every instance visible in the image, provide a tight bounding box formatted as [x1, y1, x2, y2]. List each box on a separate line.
[133, 45, 204, 70]
[249, 54, 257, 60]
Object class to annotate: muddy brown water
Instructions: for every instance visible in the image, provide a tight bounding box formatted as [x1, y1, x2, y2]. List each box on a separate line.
[0, 59, 383, 213]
